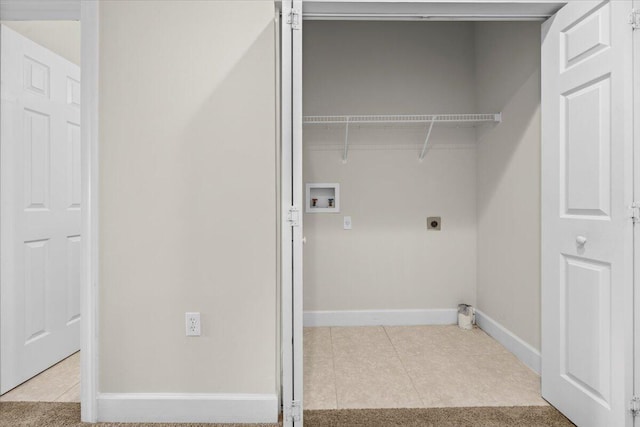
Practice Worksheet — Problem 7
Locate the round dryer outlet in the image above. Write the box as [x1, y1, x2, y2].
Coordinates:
[427, 217, 441, 230]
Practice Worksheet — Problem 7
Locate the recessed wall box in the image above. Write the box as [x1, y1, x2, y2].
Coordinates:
[306, 183, 340, 213]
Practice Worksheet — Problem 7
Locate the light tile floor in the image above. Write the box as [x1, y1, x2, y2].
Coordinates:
[0, 351, 80, 402]
[304, 325, 548, 410]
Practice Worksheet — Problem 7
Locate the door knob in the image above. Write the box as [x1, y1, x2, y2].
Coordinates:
[576, 236, 587, 246]
[302, 237, 307, 244]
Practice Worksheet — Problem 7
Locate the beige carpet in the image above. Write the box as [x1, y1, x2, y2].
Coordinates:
[304, 407, 576, 426]
[0, 402, 279, 427]
[0, 402, 575, 427]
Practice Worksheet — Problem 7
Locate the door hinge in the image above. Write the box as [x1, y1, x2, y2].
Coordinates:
[287, 9, 301, 30]
[631, 396, 640, 417]
[630, 9, 640, 29]
[287, 206, 300, 227]
[285, 400, 302, 422]
[630, 202, 640, 223]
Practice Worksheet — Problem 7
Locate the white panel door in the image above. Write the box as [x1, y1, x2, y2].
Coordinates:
[541, 2, 634, 426]
[1, 25, 81, 394]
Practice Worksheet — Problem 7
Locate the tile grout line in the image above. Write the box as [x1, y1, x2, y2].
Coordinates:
[328, 327, 340, 410]
[54, 381, 80, 402]
[50, 354, 81, 402]
[383, 326, 426, 407]
[53, 354, 82, 402]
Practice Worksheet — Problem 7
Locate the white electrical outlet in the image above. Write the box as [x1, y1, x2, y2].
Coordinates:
[343, 216, 352, 230]
[185, 312, 201, 337]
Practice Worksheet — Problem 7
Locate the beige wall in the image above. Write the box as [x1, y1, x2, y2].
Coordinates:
[303, 149, 477, 311]
[303, 21, 542, 347]
[96, 5, 540, 399]
[0, 20, 80, 65]
[475, 22, 542, 350]
[303, 22, 478, 311]
[98, 1, 278, 393]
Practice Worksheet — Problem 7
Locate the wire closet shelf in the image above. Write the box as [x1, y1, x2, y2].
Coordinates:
[303, 113, 502, 162]
[303, 113, 501, 125]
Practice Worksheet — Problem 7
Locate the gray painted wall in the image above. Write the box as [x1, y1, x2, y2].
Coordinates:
[475, 21, 542, 350]
[303, 22, 478, 311]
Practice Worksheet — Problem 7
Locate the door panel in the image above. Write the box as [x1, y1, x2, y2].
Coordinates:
[24, 110, 51, 209]
[67, 122, 81, 209]
[1, 25, 81, 394]
[66, 235, 82, 324]
[24, 239, 49, 343]
[563, 255, 611, 404]
[541, 1, 634, 426]
[560, 1, 610, 70]
[562, 74, 610, 216]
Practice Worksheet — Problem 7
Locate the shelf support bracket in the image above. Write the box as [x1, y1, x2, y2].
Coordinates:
[419, 118, 436, 161]
[342, 118, 350, 163]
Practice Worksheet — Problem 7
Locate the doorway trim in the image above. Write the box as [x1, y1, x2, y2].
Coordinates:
[300, 0, 567, 21]
[80, 2, 99, 422]
[634, 0, 640, 418]
[280, 2, 640, 427]
[0, 0, 99, 422]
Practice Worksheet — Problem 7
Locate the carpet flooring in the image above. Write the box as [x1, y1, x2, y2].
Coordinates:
[304, 407, 576, 426]
[0, 402, 576, 426]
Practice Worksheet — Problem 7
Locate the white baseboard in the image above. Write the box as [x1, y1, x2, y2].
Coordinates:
[96, 392, 278, 424]
[303, 309, 457, 327]
[475, 309, 541, 375]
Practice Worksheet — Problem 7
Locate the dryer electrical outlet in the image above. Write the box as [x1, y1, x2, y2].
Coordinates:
[427, 217, 441, 230]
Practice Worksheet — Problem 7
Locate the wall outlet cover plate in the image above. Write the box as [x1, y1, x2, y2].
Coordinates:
[185, 312, 201, 336]
[344, 216, 352, 230]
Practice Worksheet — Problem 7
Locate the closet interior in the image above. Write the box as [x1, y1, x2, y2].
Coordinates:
[302, 20, 544, 410]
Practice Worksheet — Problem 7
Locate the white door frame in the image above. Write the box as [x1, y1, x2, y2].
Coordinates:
[281, 1, 304, 425]
[280, 1, 295, 425]
[0, 0, 99, 422]
[300, 0, 568, 20]
[634, 0, 640, 422]
[79, 2, 99, 422]
[291, 2, 304, 427]
[282, 0, 636, 423]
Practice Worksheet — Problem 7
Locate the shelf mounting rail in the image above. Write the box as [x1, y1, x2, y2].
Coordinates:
[303, 113, 502, 162]
[343, 117, 350, 163]
[419, 118, 436, 161]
